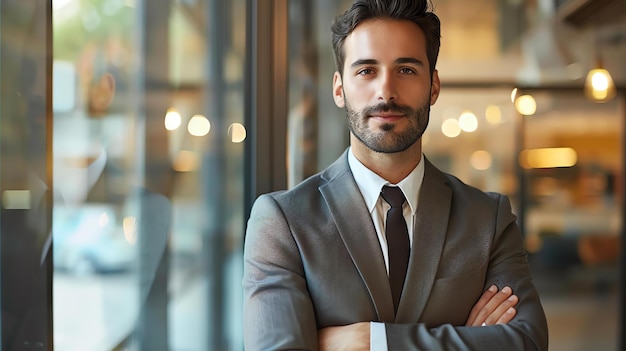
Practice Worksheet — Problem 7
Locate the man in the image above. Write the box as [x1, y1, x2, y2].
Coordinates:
[243, 0, 548, 350]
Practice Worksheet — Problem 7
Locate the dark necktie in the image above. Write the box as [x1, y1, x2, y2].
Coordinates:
[380, 186, 410, 314]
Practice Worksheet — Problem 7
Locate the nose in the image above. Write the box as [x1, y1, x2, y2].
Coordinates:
[377, 70, 397, 102]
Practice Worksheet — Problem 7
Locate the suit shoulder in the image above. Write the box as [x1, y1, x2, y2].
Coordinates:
[254, 172, 325, 208]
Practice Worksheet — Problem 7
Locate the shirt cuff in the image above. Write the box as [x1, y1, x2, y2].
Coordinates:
[370, 322, 388, 351]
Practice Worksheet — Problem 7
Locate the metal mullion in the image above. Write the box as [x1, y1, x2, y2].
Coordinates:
[617, 89, 626, 350]
[245, 0, 290, 220]
[0, 0, 53, 349]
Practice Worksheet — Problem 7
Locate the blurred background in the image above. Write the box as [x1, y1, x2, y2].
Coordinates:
[0, 0, 624, 350]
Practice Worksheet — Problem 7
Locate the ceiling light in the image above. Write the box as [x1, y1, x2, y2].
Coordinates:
[584, 67, 616, 103]
[514, 95, 537, 116]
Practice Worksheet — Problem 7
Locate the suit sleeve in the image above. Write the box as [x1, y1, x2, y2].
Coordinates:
[242, 194, 319, 351]
[385, 194, 549, 351]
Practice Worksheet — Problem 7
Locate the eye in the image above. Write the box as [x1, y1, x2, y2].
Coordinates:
[399, 67, 416, 75]
[357, 68, 374, 76]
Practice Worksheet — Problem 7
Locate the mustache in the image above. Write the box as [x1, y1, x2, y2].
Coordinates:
[363, 101, 415, 116]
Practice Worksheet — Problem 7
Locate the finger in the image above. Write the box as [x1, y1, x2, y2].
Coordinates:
[496, 306, 517, 325]
[466, 285, 498, 326]
[467, 287, 505, 326]
[472, 286, 514, 326]
[487, 294, 518, 325]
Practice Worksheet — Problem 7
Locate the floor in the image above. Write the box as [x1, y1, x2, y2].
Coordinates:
[533, 262, 620, 351]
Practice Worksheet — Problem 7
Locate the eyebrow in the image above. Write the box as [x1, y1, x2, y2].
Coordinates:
[350, 57, 425, 69]
[396, 57, 425, 66]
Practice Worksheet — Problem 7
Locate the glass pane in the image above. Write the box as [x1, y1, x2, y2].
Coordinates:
[52, 1, 246, 350]
[287, 0, 353, 185]
[52, 1, 140, 347]
[287, 0, 319, 188]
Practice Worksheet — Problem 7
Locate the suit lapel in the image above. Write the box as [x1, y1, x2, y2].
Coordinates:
[396, 159, 451, 323]
[319, 151, 395, 322]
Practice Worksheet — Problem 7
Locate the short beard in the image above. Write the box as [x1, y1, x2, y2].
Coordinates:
[345, 98, 430, 154]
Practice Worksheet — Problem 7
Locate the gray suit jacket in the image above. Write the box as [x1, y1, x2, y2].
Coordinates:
[243, 150, 548, 350]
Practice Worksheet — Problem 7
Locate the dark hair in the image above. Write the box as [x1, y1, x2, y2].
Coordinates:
[331, 0, 440, 76]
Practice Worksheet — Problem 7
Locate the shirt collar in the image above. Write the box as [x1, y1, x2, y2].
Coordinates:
[348, 147, 425, 214]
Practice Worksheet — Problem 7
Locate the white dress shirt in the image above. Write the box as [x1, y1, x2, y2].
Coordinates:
[347, 147, 425, 350]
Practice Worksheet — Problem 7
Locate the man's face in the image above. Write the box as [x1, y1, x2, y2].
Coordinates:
[333, 18, 440, 153]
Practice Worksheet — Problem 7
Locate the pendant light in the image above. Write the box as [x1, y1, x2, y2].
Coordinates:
[584, 31, 616, 103]
[584, 59, 616, 103]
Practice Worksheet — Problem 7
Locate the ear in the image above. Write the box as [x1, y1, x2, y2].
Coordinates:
[429, 69, 440, 105]
[332, 71, 345, 108]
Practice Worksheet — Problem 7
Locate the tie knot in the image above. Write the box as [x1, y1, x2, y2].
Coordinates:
[381, 186, 406, 208]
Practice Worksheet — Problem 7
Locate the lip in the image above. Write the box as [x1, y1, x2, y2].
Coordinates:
[370, 114, 405, 122]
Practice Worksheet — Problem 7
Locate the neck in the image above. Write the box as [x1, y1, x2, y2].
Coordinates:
[350, 134, 422, 184]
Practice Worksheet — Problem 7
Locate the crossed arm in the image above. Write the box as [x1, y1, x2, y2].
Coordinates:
[243, 193, 548, 350]
[319, 285, 519, 350]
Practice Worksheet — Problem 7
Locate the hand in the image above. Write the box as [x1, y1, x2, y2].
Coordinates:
[318, 322, 370, 351]
[465, 285, 518, 327]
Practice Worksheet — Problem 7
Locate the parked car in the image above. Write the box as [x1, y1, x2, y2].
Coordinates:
[53, 204, 135, 275]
